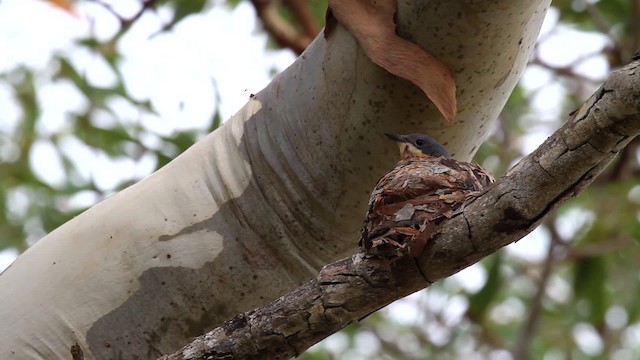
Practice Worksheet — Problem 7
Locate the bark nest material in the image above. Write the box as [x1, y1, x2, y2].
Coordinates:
[361, 156, 494, 258]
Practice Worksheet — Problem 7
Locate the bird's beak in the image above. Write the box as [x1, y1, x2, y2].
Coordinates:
[385, 132, 412, 158]
[384, 132, 404, 142]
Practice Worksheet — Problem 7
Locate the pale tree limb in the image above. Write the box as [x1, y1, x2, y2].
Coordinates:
[158, 57, 640, 360]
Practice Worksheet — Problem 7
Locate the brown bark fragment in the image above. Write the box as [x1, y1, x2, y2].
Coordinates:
[327, 0, 457, 123]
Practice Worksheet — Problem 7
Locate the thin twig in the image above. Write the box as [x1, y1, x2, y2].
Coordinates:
[282, 0, 320, 38]
[565, 236, 633, 259]
[250, 0, 313, 54]
[86, 0, 157, 29]
[513, 219, 562, 359]
[529, 53, 606, 84]
[583, 2, 625, 66]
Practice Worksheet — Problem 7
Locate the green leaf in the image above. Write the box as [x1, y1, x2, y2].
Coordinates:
[573, 256, 607, 325]
[160, 0, 208, 32]
[225, 0, 243, 9]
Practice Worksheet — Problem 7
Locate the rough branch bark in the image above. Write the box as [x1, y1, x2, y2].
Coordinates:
[159, 58, 640, 360]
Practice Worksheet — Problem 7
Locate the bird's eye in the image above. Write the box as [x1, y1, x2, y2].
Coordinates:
[415, 139, 425, 146]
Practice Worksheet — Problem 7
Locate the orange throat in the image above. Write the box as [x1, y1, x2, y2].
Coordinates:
[399, 143, 428, 158]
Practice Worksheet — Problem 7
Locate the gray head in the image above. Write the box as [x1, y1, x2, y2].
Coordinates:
[384, 132, 451, 158]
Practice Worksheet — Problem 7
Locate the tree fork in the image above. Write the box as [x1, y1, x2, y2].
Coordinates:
[158, 58, 640, 360]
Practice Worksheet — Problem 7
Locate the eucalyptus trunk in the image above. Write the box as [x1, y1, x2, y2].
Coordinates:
[0, 1, 550, 358]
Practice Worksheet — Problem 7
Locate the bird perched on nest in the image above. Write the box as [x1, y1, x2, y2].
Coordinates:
[360, 132, 494, 260]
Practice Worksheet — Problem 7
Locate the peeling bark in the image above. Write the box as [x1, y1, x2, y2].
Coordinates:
[160, 58, 640, 360]
[328, 0, 458, 122]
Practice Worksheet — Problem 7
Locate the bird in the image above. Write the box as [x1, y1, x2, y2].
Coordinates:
[360, 132, 494, 259]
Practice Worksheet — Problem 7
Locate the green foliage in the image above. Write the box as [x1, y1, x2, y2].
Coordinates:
[553, 0, 629, 29]
[573, 256, 607, 325]
[0, 1, 222, 252]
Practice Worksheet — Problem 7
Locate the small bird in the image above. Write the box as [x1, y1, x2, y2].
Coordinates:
[360, 132, 494, 259]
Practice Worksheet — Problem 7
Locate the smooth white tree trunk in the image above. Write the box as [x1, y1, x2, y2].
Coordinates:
[0, 1, 550, 358]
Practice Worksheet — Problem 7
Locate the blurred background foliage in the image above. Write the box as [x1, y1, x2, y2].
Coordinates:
[1, 0, 640, 359]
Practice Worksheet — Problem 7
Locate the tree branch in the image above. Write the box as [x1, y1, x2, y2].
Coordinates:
[513, 219, 560, 359]
[160, 58, 640, 360]
[250, 0, 314, 54]
[86, 0, 157, 29]
[282, 0, 320, 38]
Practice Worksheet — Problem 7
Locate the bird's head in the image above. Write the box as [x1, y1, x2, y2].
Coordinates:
[384, 132, 451, 159]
